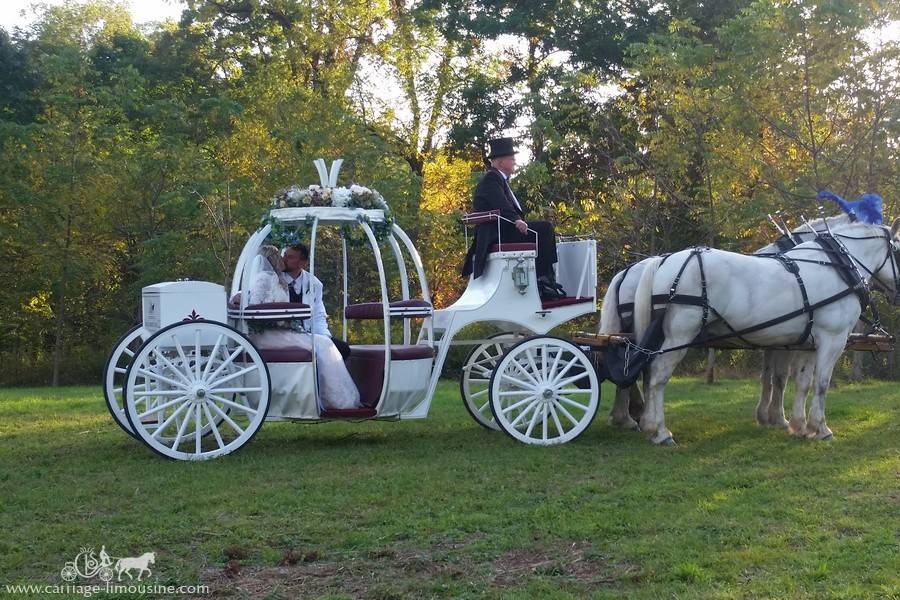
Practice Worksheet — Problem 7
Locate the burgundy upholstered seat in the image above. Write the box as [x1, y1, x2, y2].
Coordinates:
[344, 299, 433, 320]
[346, 344, 434, 407]
[246, 302, 309, 310]
[256, 346, 313, 362]
[488, 243, 537, 253]
[540, 297, 595, 310]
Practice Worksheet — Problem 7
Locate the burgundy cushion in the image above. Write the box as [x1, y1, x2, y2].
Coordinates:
[488, 243, 537, 253]
[246, 302, 310, 310]
[349, 344, 435, 360]
[540, 297, 595, 310]
[256, 346, 313, 362]
[320, 407, 378, 419]
[345, 299, 432, 320]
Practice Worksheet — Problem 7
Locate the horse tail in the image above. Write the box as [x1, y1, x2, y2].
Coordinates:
[598, 269, 626, 334]
[634, 256, 664, 339]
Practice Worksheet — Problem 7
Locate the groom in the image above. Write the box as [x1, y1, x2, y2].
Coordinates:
[282, 243, 352, 360]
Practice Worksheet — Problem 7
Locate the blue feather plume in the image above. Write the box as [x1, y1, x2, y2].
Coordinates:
[817, 190, 883, 225]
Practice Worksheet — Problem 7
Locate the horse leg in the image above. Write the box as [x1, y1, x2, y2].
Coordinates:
[628, 383, 645, 423]
[806, 341, 842, 440]
[788, 353, 815, 436]
[756, 349, 775, 426]
[767, 350, 793, 428]
[608, 385, 640, 431]
[642, 349, 688, 445]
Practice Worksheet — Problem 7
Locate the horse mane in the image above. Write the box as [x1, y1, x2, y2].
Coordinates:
[791, 213, 852, 233]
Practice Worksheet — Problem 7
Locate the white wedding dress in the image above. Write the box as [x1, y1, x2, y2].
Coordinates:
[248, 270, 361, 410]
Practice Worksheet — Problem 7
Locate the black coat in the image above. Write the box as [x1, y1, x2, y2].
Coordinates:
[461, 168, 524, 279]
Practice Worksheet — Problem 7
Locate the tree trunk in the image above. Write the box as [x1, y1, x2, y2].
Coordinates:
[51, 210, 73, 387]
[705, 348, 716, 384]
[851, 321, 865, 381]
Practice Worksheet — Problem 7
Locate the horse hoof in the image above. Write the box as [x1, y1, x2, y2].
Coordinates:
[820, 433, 833, 441]
[630, 424, 642, 433]
[654, 436, 676, 446]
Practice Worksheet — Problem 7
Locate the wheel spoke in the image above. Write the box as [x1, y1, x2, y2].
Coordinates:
[202, 334, 225, 380]
[209, 364, 259, 389]
[497, 390, 534, 396]
[114, 367, 127, 374]
[171, 403, 194, 452]
[151, 400, 191, 439]
[525, 349, 541, 384]
[202, 403, 225, 450]
[548, 347, 563, 381]
[123, 347, 135, 358]
[152, 349, 194, 386]
[471, 364, 493, 377]
[501, 373, 535, 391]
[133, 390, 189, 397]
[557, 395, 590, 412]
[551, 354, 580, 385]
[194, 329, 202, 379]
[204, 346, 242, 385]
[509, 399, 539, 427]
[524, 403, 542, 437]
[210, 387, 263, 394]
[501, 395, 537, 415]
[136, 368, 186, 390]
[208, 393, 258, 416]
[541, 346, 548, 380]
[208, 401, 245, 436]
[552, 399, 580, 426]
[549, 403, 565, 435]
[469, 388, 489, 399]
[138, 396, 188, 419]
[477, 400, 492, 414]
[195, 404, 203, 455]
[171, 334, 194, 381]
[556, 370, 589, 388]
[508, 359, 540, 387]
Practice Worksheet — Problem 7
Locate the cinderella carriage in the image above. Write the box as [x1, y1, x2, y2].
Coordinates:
[103, 160, 602, 460]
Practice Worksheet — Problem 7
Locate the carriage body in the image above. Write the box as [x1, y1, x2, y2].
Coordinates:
[103, 162, 606, 460]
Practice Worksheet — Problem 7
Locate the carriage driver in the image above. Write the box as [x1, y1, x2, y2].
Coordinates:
[461, 137, 566, 299]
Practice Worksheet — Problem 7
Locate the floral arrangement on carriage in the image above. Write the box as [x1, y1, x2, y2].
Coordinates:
[265, 175, 395, 246]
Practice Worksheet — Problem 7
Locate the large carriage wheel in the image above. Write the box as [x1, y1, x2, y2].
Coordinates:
[489, 336, 599, 446]
[124, 320, 270, 460]
[460, 332, 525, 430]
[103, 325, 146, 437]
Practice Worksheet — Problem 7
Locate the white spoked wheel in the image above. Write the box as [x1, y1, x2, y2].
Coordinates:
[104, 325, 146, 437]
[489, 336, 599, 446]
[460, 333, 525, 430]
[123, 320, 270, 460]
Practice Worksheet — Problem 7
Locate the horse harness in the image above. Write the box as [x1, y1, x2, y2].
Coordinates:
[642, 231, 897, 353]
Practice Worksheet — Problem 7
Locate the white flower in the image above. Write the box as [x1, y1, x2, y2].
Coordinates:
[349, 184, 368, 195]
[286, 185, 304, 201]
[331, 187, 352, 207]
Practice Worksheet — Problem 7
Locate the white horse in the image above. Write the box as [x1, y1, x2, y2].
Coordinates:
[116, 552, 155, 581]
[632, 218, 900, 444]
[599, 214, 854, 432]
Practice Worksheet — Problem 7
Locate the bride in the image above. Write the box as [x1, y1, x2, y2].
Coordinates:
[247, 245, 361, 410]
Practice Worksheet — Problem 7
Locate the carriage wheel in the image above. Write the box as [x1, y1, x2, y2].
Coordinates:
[124, 320, 270, 460]
[103, 325, 146, 437]
[489, 336, 599, 446]
[460, 333, 525, 430]
[60, 564, 77, 582]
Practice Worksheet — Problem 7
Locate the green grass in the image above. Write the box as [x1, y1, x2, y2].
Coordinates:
[1, 379, 899, 599]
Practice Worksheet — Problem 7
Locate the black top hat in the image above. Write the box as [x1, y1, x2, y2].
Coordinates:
[486, 137, 516, 159]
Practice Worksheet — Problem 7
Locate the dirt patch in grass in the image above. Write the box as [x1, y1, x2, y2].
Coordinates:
[491, 540, 638, 589]
[199, 539, 638, 598]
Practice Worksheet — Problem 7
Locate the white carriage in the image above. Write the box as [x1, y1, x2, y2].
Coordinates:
[103, 161, 601, 460]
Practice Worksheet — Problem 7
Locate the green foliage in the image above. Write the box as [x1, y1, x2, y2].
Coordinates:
[2, 0, 899, 383]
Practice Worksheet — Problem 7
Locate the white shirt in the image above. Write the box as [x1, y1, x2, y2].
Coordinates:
[499, 170, 523, 212]
[282, 270, 331, 337]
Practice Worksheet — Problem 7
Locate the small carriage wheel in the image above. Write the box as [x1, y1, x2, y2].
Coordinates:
[489, 336, 600, 446]
[459, 332, 525, 430]
[98, 566, 114, 582]
[124, 320, 270, 461]
[103, 325, 146, 437]
[60, 564, 78, 582]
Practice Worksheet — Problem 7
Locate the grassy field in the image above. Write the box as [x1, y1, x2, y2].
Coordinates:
[1, 378, 899, 599]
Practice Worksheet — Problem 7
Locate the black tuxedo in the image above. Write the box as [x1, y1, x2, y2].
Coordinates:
[461, 168, 558, 279]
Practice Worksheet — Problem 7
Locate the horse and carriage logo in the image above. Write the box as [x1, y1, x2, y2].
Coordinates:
[60, 545, 155, 582]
